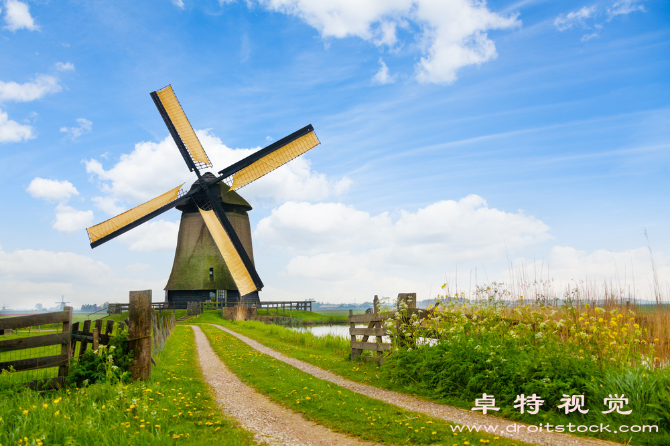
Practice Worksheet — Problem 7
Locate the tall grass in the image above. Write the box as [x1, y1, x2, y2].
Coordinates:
[381, 284, 670, 444]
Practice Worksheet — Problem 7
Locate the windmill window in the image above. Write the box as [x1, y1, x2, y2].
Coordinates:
[209, 267, 213, 278]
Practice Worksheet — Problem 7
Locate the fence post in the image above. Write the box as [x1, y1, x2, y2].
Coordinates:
[129, 290, 152, 380]
[58, 306, 73, 381]
[92, 328, 99, 352]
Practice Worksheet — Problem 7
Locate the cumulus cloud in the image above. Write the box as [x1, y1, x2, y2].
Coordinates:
[117, 220, 180, 252]
[554, 5, 596, 31]
[372, 58, 395, 84]
[27, 177, 79, 202]
[2, 0, 39, 32]
[608, 0, 645, 19]
[85, 129, 351, 206]
[91, 196, 125, 215]
[27, 177, 94, 235]
[52, 204, 94, 234]
[0, 107, 33, 142]
[0, 245, 165, 308]
[54, 62, 75, 72]
[60, 118, 92, 140]
[0, 74, 61, 103]
[512, 246, 670, 300]
[243, 0, 519, 84]
[256, 195, 552, 282]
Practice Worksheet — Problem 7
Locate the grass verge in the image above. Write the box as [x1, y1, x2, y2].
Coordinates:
[0, 325, 253, 446]
[200, 323, 529, 446]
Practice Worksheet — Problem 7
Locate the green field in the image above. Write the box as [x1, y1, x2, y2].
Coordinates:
[0, 325, 254, 445]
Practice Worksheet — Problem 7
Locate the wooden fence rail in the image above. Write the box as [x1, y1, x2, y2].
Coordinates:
[0, 306, 73, 389]
[349, 299, 429, 365]
[0, 290, 158, 389]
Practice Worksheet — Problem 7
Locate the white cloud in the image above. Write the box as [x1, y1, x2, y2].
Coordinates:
[256, 195, 552, 283]
[608, 0, 645, 19]
[0, 107, 33, 142]
[250, 0, 519, 84]
[54, 62, 75, 72]
[372, 58, 395, 84]
[0, 74, 61, 102]
[52, 204, 94, 234]
[85, 129, 350, 206]
[117, 220, 180, 252]
[172, 0, 185, 9]
[60, 118, 92, 140]
[3, 0, 39, 32]
[0, 245, 165, 308]
[554, 5, 596, 31]
[27, 177, 79, 202]
[513, 246, 670, 301]
[581, 32, 599, 42]
[91, 196, 125, 215]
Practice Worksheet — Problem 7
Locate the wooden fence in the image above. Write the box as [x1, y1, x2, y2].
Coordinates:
[0, 307, 73, 389]
[349, 299, 429, 365]
[1, 290, 163, 388]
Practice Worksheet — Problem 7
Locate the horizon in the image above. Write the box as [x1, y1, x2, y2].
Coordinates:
[1, 0, 669, 308]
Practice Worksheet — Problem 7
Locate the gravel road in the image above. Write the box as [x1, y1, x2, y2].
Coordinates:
[210, 323, 625, 446]
[190, 325, 373, 446]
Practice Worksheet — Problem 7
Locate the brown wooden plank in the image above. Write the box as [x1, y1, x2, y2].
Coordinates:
[348, 312, 392, 323]
[0, 354, 69, 372]
[94, 319, 103, 335]
[350, 341, 391, 351]
[79, 320, 92, 357]
[0, 332, 70, 352]
[69, 322, 79, 357]
[26, 377, 65, 390]
[59, 307, 72, 379]
[0, 310, 71, 330]
[358, 355, 384, 365]
[117, 322, 125, 332]
[349, 328, 388, 336]
[105, 319, 114, 335]
[92, 328, 98, 352]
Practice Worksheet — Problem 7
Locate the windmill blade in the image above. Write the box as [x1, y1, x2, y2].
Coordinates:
[151, 85, 212, 172]
[198, 188, 263, 297]
[87, 185, 188, 248]
[218, 124, 320, 191]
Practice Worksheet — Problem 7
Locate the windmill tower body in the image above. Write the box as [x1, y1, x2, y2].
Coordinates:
[164, 175, 259, 308]
[85, 85, 320, 308]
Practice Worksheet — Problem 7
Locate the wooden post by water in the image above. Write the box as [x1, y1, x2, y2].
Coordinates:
[129, 290, 152, 380]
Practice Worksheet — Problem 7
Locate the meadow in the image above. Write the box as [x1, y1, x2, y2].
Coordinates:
[0, 325, 253, 445]
[183, 289, 670, 445]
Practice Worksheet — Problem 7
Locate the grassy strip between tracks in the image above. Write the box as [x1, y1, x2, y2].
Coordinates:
[184, 312, 392, 389]
[0, 325, 253, 446]
[200, 323, 530, 446]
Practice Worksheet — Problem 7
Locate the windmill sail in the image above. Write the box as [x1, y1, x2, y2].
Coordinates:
[198, 206, 262, 296]
[151, 85, 212, 170]
[219, 124, 320, 191]
[87, 185, 185, 247]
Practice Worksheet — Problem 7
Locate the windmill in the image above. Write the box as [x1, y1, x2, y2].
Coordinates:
[55, 296, 70, 310]
[86, 85, 320, 306]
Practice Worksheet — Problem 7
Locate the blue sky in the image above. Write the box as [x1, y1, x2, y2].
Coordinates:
[0, 0, 668, 308]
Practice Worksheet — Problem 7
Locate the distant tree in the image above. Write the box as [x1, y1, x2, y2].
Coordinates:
[35, 303, 43, 310]
[81, 304, 100, 312]
[102, 301, 109, 310]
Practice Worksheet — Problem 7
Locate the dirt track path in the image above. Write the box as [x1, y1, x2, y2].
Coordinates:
[189, 325, 372, 446]
[210, 323, 623, 446]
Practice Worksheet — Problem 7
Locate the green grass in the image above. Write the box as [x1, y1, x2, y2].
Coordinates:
[254, 308, 349, 323]
[200, 323, 528, 445]
[0, 325, 254, 446]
